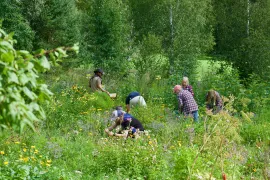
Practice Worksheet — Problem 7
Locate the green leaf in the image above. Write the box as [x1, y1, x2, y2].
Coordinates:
[39, 56, 50, 70]
[7, 71, 19, 84]
[22, 87, 36, 100]
[0, 40, 13, 50]
[1, 52, 14, 62]
[19, 73, 29, 85]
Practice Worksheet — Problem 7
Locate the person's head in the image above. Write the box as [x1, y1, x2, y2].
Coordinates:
[173, 85, 182, 94]
[110, 109, 124, 121]
[94, 68, 104, 77]
[182, 77, 189, 87]
[206, 90, 216, 105]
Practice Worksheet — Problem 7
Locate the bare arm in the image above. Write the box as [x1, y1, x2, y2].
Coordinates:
[97, 79, 110, 95]
[126, 104, 130, 113]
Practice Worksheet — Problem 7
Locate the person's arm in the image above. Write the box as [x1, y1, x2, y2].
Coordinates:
[178, 95, 183, 114]
[126, 104, 130, 113]
[97, 78, 110, 95]
[105, 119, 119, 136]
[189, 85, 194, 96]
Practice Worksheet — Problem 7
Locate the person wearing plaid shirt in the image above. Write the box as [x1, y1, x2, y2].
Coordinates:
[174, 85, 199, 122]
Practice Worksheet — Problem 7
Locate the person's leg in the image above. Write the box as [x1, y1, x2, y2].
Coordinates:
[192, 111, 199, 123]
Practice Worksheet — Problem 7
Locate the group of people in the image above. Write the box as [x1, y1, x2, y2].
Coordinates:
[173, 77, 223, 122]
[89, 68, 223, 138]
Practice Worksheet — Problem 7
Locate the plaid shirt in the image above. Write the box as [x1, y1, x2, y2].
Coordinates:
[183, 85, 194, 96]
[177, 90, 198, 115]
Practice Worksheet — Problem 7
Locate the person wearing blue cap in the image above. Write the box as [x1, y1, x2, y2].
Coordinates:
[89, 68, 110, 95]
[105, 109, 144, 138]
[125, 91, 147, 113]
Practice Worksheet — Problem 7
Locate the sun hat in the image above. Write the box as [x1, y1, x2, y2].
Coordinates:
[173, 85, 181, 93]
[94, 68, 104, 75]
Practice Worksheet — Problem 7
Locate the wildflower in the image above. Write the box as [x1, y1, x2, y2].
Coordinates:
[79, 129, 82, 131]
[0, 151, 4, 155]
[34, 150, 39, 154]
[22, 143, 26, 146]
[31, 146, 35, 149]
[46, 163, 51, 167]
[97, 108, 102, 111]
[15, 141, 20, 144]
[147, 135, 150, 139]
[23, 148, 27, 152]
[47, 159, 52, 163]
[148, 141, 153, 145]
[4, 161, 8, 165]
[39, 155, 42, 158]
[178, 141, 182, 147]
[23, 157, 29, 162]
[88, 133, 93, 136]
[253, 168, 256, 172]
[40, 161, 44, 165]
[170, 145, 175, 150]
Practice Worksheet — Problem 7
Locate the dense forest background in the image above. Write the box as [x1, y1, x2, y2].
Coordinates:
[1, 0, 270, 179]
[1, 0, 270, 80]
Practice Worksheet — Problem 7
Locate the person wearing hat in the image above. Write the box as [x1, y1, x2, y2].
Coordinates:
[105, 109, 144, 138]
[125, 91, 147, 113]
[173, 85, 199, 122]
[89, 68, 110, 95]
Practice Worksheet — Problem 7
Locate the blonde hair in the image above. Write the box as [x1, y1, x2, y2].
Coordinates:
[182, 77, 189, 85]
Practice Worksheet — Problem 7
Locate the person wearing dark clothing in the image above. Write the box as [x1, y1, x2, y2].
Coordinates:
[105, 110, 144, 138]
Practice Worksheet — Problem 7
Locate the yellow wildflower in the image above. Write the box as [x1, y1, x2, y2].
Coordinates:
[88, 132, 93, 136]
[31, 146, 35, 149]
[22, 143, 26, 146]
[47, 159, 52, 163]
[178, 141, 182, 147]
[46, 163, 51, 167]
[4, 161, 8, 165]
[170, 145, 175, 150]
[39, 155, 43, 158]
[40, 161, 44, 165]
[0, 151, 4, 155]
[23, 148, 27, 152]
[23, 157, 29, 162]
[97, 108, 102, 111]
[34, 150, 39, 154]
[15, 141, 20, 144]
[253, 168, 257, 172]
[79, 129, 82, 131]
[148, 141, 153, 145]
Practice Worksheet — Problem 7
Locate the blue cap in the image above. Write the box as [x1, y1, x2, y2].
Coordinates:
[123, 114, 133, 121]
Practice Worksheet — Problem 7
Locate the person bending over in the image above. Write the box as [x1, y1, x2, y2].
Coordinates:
[206, 90, 223, 114]
[173, 85, 199, 122]
[125, 91, 147, 113]
[105, 110, 144, 138]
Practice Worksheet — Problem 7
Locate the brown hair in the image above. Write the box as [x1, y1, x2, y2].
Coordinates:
[206, 90, 216, 106]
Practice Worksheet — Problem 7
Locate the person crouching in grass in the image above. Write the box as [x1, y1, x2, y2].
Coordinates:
[105, 109, 144, 139]
[206, 90, 223, 114]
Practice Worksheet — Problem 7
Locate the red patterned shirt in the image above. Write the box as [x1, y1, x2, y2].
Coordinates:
[177, 90, 198, 115]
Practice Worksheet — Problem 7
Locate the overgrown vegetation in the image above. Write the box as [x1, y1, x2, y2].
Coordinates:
[1, 0, 270, 179]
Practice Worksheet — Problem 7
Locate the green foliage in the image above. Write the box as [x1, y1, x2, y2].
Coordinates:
[0, 0, 34, 50]
[0, 28, 78, 133]
[21, 0, 81, 50]
[80, 0, 132, 73]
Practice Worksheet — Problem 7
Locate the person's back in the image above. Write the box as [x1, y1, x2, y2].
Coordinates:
[90, 75, 102, 92]
[178, 90, 198, 115]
